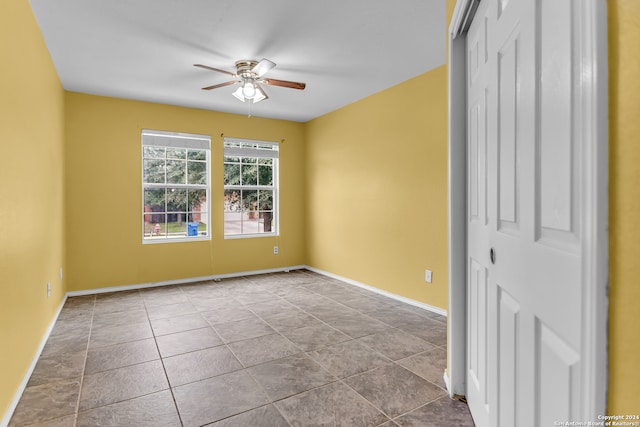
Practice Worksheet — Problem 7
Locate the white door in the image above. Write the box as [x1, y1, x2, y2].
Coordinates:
[465, 0, 492, 424]
[467, 0, 586, 425]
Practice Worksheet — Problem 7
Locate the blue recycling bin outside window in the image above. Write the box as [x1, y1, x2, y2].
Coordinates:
[188, 222, 199, 236]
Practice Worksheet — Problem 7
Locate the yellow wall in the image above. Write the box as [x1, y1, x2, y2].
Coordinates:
[64, 93, 306, 291]
[607, 0, 640, 414]
[0, 0, 66, 419]
[305, 67, 449, 310]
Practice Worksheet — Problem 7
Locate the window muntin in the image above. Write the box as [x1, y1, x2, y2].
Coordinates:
[142, 130, 211, 242]
[223, 138, 278, 237]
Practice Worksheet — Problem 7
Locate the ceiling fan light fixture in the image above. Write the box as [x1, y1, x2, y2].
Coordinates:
[232, 86, 246, 102]
[252, 87, 266, 103]
[241, 80, 256, 99]
[232, 84, 266, 104]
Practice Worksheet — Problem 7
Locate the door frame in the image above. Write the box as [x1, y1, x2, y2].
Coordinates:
[445, 0, 609, 419]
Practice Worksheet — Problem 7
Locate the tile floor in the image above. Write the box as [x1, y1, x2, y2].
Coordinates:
[9, 270, 475, 427]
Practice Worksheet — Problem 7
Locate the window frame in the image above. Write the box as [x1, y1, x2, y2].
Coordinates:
[141, 129, 211, 244]
[223, 137, 279, 239]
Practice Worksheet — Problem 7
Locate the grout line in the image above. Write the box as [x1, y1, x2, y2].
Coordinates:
[222, 342, 249, 370]
[337, 377, 395, 423]
[270, 402, 295, 427]
[203, 402, 294, 427]
[145, 289, 185, 427]
[387, 394, 454, 424]
[72, 294, 97, 427]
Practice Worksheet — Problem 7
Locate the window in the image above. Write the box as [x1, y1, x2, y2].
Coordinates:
[142, 130, 210, 242]
[224, 137, 279, 237]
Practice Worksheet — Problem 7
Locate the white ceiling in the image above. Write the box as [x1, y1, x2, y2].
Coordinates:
[29, 0, 446, 123]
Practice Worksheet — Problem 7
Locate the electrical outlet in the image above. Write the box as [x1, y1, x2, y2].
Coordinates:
[424, 270, 433, 283]
[273, 246, 279, 255]
[47, 282, 51, 297]
[60, 267, 63, 280]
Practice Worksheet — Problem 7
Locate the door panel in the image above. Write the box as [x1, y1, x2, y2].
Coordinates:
[497, 286, 519, 427]
[497, 33, 519, 230]
[537, 0, 580, 250]
[538, 320, 580, 426]
[466, 0, 585, 425]
[469, 93, 488, 225]
[468, 259, 488, 400]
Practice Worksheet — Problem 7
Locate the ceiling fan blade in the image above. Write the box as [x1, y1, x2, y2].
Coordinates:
[252, 58, 276, 77]
[262, 78, 306, 90]
[194, 64, 236, 77]
[202, 80, 238, 90]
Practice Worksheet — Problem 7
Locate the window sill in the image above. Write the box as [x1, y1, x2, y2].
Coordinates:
[143, 235, 211, 244]
[223, 233, 278, 240]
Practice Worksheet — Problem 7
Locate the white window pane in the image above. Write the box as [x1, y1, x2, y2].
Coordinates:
[166, 160, 186, 184]
[257, 164, 273, 186]
[241, 164, 258, 185]
[224, 163, 240, 185]
[187, 161, 206, 185]
[224, 190, 242, 212]
[144, 146, 165, 159]
[188, 189, 207, 212]
[224, 221, 243, 235]
[144, 214, 166, 238]
[166, 188, 187, 212]
[188, 149, 206, 160]
[144, 188, 165, 210]
[167, 215, 187, 237]
[166, 147, 186, 159]
[242, 189, 258, 213]
[144, 159, 165, 184]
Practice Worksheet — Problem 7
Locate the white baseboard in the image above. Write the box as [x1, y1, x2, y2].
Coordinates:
[304, 266, 447, 317]
[1, 295, 68, 427]
[443, 369, 453, 398]
[66, 265, 307, 297]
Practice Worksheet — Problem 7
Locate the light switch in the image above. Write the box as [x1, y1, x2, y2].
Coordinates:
[425, 270, 433, 283]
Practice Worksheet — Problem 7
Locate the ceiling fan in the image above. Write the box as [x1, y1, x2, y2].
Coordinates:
[194, 59, 306, 104]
